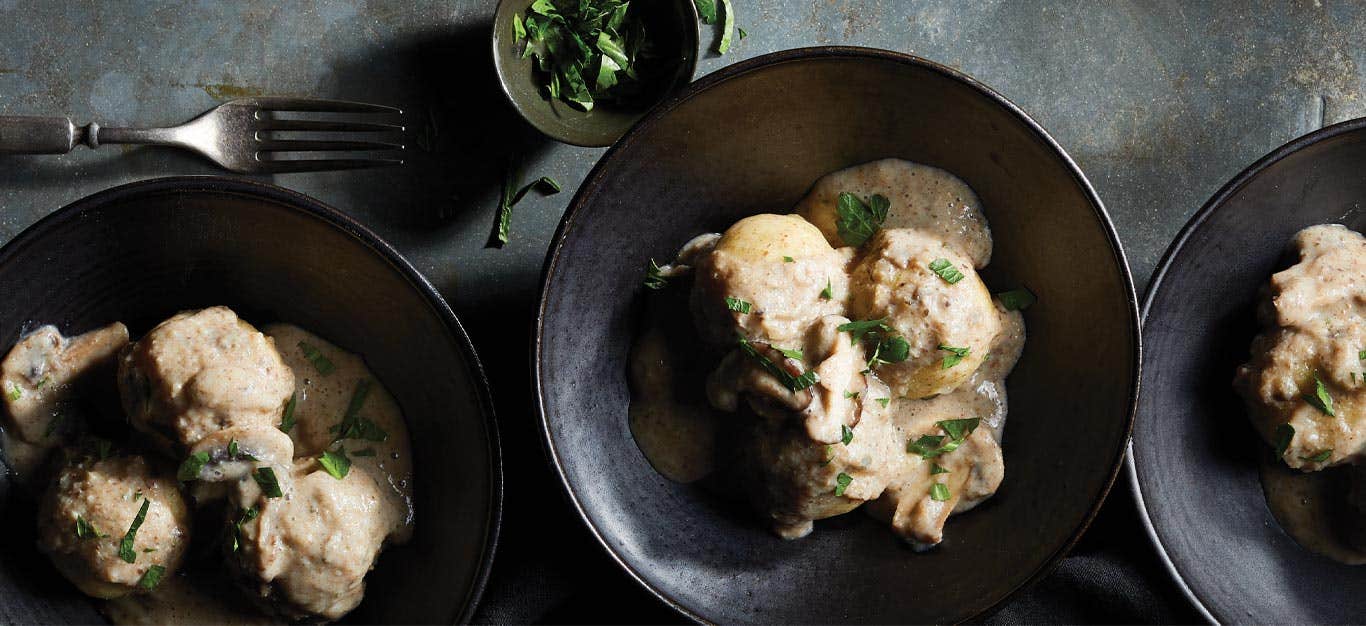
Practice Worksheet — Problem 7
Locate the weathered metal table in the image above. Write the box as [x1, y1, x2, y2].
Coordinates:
[2, 0, 1360, 621]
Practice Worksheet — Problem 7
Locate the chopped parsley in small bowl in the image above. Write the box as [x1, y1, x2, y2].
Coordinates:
[492, 0, 700, 147]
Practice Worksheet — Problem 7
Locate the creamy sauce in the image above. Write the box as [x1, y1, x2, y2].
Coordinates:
[629, 160, 1026, 546]
[265, 323, 415, 537]
[103, 573, 273, 625]
[1260, 457, 1366, 564]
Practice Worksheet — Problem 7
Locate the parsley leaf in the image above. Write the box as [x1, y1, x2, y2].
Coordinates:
[930, 463, 949, 475]
[737, 337, 819, 392]
[495, 162, 562, 246]
[177, 451, 210, 482]
[1305, 374, 1335, 417]
[841, 424, 854, 446]
[930, 483, 951, 501]
[319, 448, 351, 480]
[298, 341, 335, 375]
[836, 318, 892, 344]
[331, 380, 389, 443]
[76, 515, 103, 540]
[835, 192, 890, 247]
[820, 278, 833, 300]
[906, 418, 981, 459]
[929, 258, 965, 284]
[725, 296, 753, 313]
[5, 384, 20, 402]
[231, 506, 259, 552]
[875, 397, 890, 408]
[834, 472, 853, 497]
[1302, 449, 1333, 463]
[253, 467, 283, 498]
[997, 288, 1037, 311]
[279, 392, 298, 434]
[119, 498, 150, 563]
[939, 344, 970, 369]
[519, 0, 655, 111]
[695, 0, 717, 23]
[644, 259, 668, 290]
[783, 255, 794, 263]
[137, 565, 166, 590]
[1273, 423, 1294, 457]
[843, 390, 860, 399]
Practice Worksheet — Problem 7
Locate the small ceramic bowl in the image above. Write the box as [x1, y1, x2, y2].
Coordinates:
[491, 0, 700, 147]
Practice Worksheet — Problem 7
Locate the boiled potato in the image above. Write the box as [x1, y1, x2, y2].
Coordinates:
[690, 214, 848, 347]
[795, 158, 992, 267]
[848, 229, 1000, 398]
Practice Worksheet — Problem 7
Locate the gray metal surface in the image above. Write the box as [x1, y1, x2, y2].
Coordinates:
[1, 0, 1362, 622]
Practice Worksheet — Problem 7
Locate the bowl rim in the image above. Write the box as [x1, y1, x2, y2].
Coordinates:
[533, 46, 1142, 623]
[1128, 116, 1366, 626]
[489, 0, 702, 148]
[0, 175, 504, 625]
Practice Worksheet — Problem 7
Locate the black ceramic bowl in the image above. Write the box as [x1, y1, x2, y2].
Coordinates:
[1133, 119, 1366, 623]
[535, 47, 1140, 623]
[0, 177, 501, 624]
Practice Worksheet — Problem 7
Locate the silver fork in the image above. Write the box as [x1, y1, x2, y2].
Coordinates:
[0, 97, 405, 173]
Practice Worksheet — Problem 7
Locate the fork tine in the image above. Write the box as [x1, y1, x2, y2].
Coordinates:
[255, 157, 405, 173]
[256, 139, 405, 152]
[258, 119, 406, 133]
[238, 97, 402, 114]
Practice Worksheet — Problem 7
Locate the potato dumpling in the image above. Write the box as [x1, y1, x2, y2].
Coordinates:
[37, 455, 191, 599]
[1235, 225, 1366, 470]
[690, 214, 848, 347]
[848, 229, 1000, 399]
[795, 158, 992, 267]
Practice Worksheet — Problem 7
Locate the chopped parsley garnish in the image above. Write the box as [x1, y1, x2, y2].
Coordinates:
[739, 26, 748, 39]
[1305, 375, 1335, 417]
[783, 255, 794, 263]
[644, 259, 668, 290]
[231, 506, 260, 552]
[929, 258, 965, 284]
[279, 392, 298, 434]
[516, 0, 655, 111]
[929, 483, 951, 502]
[843, 390, 860, 399]
[867, 335, 910, 369]
[1273, 423, 1295, 457]
[841, 424, 854, 446]
[930, 464, 949, 475]
[253, 467, 283, 498]
[821, 444, 835, 466]
[352, 448, 378, 457]
[228, 439, 239, 457]
[1360, 349, 1365, 361]
[939, 345, 970, 369]
[5, 384, 19, 402]
[736, 337, 819, 392]
[75, 515, 103, 540]
[118, 498, 150, 563]
[907, 418, 981, 459]
[298, 341, 335, 376]
[330, 380, 389, 443]
[137, 565, 165, 590]
[997, 288, 1037, 311]
[835, 192, 890, 247]
[834, 472, 853, 497]
[319, 448, 351, 480]
[35, 377, 49, 389]
[724, 296, 753, 313]
[495, 164, 562, 246]
[838, 318, 908, 369]
[177, 451, 210, 482]
[875, 397, 890, 408]
[1302, 449, 1333, 463]
[776, 347, 804, 360]
[716, 0, 736, 54]
[695, 0, 716, 22]
[820, 278, 833, 300]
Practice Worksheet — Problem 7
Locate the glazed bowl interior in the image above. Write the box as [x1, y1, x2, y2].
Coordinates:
[536, 48, 1139, 623]
[1133, 120, 1366, 623]
[0, 178, 499, 624]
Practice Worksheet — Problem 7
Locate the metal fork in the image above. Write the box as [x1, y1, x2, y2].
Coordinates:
[0, 97, 405, 173]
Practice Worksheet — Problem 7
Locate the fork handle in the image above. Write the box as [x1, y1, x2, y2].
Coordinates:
[0, 115, 84, 154]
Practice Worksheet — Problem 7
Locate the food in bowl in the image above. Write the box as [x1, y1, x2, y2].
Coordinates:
[1, 306, 413, 623]
[630, 158, 1031, 547]
[1235, 224, 1366, 563]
